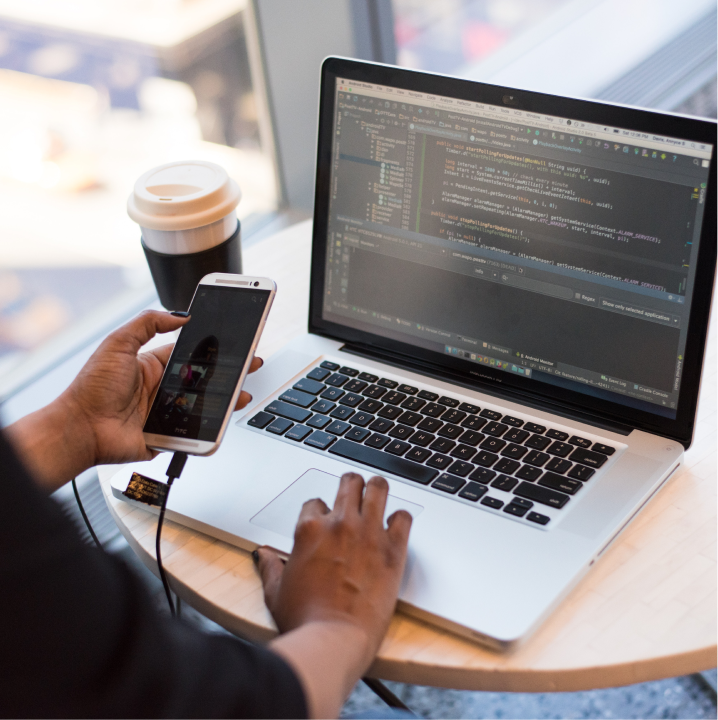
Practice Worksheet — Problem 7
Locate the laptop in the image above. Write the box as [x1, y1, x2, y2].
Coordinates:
[111, 58, 716, 650]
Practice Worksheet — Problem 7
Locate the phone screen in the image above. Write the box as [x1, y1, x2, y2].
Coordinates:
[144, 285, 270, 442]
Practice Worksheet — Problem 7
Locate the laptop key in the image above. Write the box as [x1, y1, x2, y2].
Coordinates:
[418, 417, 442, 433]
[386, 440, 411, 456]
[547, 441, 574, 458]
[389, 425, 414, 441]
[525, 434, 551, 450]
[307, 414, 331, 429]
[339, 366, 359, 377]
[469, 467, 496, 483]
[492, 475, 519, 492]
[378, 405, 403, 420]
[369, 418, 394, 434]
[365, 433, 390, 449]
[358, 399, 383, 414]
[494, 458, 520, 474]
[504, 428, 529, 444]
[358, 372, 378, 383]
[458, 482, 488, 502]
[248, 411, 274, 429]
[363, 385, 387, 399]
[569, 435, 591, 448]
[437, 396, 459, 407]
[429, 437, 456, 453]
[321, 387, 344, 401]
[448, 461, 474, 478]
[279, 388, 316, 408]
[450, 444, 477, 461]
[474, 451, 499, 467]
[406, 446, 432, 463]
[480, 409, 502, 421]
[409, 431, 434, 447]
[592, 443, 615, 456]
[504, 499, 532, 517]
[326, 420, 351, 436]
[346, 426, 371, 443]
[325, 373, 349, 387]
[397, 411, 422, 426]
[338, 393, 363, 408]
[458, 402, 480, 414]
[502, 416, 524, 427]
[481, 497, 504, 509]
[432, 474, 465, 493]
[329, 439, 438, 485]
[516, 464, 542, 481]
[426, 453, 452, 470]
[539, 472, 582, 495]
[526, 511, 550, 526]
[265, 400, 312, 423]
[350, 411, 374, 427]
[304, 430, 337, 450]
[524, 450, 550, 467]
[320, 360, 339, 370]
[397, 384, 418, 395]
[344, 379, 367, 393]
[377, 378, 398, 388]
[441, 409, 466, 424]
[461, 415, 488, 431]
[514, 481, 569, 509]
[524, 423, 547, 434]
[307, 367, 331, 381]
[401, 396, 426, 411]
[417, 390, 439, 401]
[545, 457, 572, 474]
[568, 464, 595, 481]
[458, 430, 484, 446]
[484, 421, 508, 437]
[311, 399, 336, 414]
[293, 378, 325, 395]
[546, 429, 569, 441]
[421, 402, 446, 418]
[437, 423, 463, 439]
[570, 448, 608, 468]
[480, 437, 506, 453]
[330, 406, 355, 421]
[285, 424, 312, 442]
[501, 443, 528, 460]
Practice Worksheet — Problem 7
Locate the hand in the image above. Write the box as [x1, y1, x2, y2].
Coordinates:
[257, 473, 412, 717]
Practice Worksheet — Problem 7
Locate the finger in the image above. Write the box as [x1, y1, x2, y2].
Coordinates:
[296, 497, 330, 527]
[146, 342, 175, 368]
[332, 472, 365, 517]
[255, 547, 285, 608]
[107, 310, 189, 355]
[386, 509, 413, 548]
[361, 475, 389, 526]
[248, 356, 264, 374]
[234, 390, 253, 411]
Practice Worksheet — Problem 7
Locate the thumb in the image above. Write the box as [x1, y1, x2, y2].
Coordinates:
[254, 547, 285, 610]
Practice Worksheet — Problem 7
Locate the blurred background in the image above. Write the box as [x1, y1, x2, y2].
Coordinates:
[0, 0, 715, 392]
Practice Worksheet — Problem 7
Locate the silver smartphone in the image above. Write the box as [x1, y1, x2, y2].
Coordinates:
[143, 273, 276, 456]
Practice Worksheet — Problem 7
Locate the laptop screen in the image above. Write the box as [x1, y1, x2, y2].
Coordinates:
[319, 75, 714, 420]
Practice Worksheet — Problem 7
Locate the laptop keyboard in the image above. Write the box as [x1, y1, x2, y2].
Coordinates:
[246, 360, 618, 528]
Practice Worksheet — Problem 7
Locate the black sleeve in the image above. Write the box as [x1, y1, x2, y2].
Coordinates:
[0, 433, 308, 719]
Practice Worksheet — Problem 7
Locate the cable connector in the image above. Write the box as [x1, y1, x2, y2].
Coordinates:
[166, 451, 188, 481]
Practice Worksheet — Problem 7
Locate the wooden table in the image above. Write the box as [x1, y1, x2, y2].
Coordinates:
[99, 219, 717, 692]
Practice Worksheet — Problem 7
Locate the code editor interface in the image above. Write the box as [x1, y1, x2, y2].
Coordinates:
[322, 79, 712, 416]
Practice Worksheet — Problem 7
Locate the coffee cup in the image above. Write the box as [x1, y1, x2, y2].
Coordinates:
[127, 160, 242, 310]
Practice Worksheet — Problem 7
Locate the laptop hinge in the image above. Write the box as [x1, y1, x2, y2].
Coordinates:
[340, 342, 634, 437]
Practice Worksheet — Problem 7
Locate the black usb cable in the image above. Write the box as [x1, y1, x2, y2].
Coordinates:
[72, 477, 102, 549]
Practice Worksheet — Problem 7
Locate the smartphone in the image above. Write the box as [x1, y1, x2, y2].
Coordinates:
[143, 273, 276, 456]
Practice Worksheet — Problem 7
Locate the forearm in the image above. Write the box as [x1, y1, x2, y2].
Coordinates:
[5, 393, 95, 493]
[269, 620, 373, 719]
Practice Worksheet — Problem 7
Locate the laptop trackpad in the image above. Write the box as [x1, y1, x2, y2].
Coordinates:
[250, 468, 424, 539]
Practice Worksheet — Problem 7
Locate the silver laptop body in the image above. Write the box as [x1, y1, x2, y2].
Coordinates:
[111, 59, 716, 650]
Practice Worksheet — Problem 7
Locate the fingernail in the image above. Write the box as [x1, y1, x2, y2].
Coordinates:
[251, 549, 260, 565]
[170, 311, 190, 317]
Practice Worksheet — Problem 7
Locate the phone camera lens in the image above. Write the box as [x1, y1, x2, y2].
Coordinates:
[253, 281, 259, 287]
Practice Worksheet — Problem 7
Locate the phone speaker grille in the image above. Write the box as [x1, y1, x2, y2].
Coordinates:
[216, 278, 249, 285]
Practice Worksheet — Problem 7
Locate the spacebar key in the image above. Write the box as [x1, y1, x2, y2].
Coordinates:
[329, 439, 438, 485]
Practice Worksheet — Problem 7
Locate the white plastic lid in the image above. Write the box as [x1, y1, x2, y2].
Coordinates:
[127, 160, 241, 231]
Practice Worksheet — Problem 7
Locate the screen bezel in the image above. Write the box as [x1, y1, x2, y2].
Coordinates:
[144, 274, 275, 456]
[309, 57, 717, 448]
